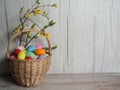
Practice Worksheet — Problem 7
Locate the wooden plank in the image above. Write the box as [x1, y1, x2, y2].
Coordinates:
[47, 0, 69, 73]
[5, 0, 23, 36]
[68, 0, 96, 73]
[98, 0, 120, 72]
[94, 0, 113, 72]
[58, 0, 70, 73]
[5, 0, 23, 51]
[0, 0, 9, 75]
[68, 0, 120, 73]
[107, 0, 120, 72]
[1, 74, 120, 90]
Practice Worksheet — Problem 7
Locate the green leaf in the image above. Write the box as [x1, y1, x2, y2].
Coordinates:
[28, 36, 31, 38]
[35, 0, 40, 5]
[52, 45, 58, 50]
[43, 11, 48, 16]
[49, 20, 56, 26]
[41, 29, 45, 31]
[31, 23, 36, 29]
[42, 11, 49, 20]
[43, 25, 49, 29]
[35, 6, 39, 9]
[43, 45, 58, 51]
[34, 36, 38, 39]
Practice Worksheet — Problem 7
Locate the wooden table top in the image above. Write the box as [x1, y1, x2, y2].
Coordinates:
[0, 73, 120, 90]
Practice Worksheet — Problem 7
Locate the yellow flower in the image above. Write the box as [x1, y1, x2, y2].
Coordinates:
[13, 28, 19, 33]
[13, 24, 21, 33]
[45, 33, 50, 38]
[38, 31, 43, 35]
[25, 31, 30, 35]
[25, 13, 30, 18]
[34, 7, 42, 16]
[52, 3, 58, 8]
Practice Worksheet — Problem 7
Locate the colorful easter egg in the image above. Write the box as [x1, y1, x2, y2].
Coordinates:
[17, 46, 25, 50]
[14, 49, 21, 55]
[27, 45, 36, 52]
[17, 51, 26, 60]
[34, 49, 45, 55]
[37, 54, 48, 59]
[35, 44, 42, 49]
[25, 57, 32, 60]
[10, 55, 16, 60]
[26, 52, 35, 59]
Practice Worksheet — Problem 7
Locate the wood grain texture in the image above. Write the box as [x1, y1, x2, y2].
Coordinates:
[5, 0, 23, 52]
[68, 0, 120, 73]
[0, 0, 120, 74]
[1, 74, 120, 90]
[103, 0, 120, 72]
[69, 0, 95, 73]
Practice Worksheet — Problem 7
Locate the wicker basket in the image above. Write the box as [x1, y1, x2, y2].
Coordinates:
[6, 29, 52, 87]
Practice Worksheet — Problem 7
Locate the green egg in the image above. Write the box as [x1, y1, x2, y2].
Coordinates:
[26, 52, 35, 59]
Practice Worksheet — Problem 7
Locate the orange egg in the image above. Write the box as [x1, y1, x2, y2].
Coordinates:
[34, 49, 45, 55]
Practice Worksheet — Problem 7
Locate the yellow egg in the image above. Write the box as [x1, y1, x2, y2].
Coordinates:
[17, 51, 26, 60]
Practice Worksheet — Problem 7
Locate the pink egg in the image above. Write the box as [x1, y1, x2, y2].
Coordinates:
[35, 44, 42, 49]
[10, 55, 16, 60]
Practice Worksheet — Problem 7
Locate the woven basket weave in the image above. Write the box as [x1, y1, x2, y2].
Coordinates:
[7, 29, 52, 87]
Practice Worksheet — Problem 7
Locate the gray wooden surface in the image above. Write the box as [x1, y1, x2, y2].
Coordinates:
[1, 0, 120, 74]
[1, 74, 120, 90]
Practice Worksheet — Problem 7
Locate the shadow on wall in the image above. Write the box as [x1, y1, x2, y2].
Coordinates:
[0, 26, 21, 76]
[0, 29, 10, 75]
[0, 57, 10, 75]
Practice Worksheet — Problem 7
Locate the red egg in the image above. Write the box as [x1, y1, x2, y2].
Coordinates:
[14, 49, 21, 55]
[26, 57, 32, 60]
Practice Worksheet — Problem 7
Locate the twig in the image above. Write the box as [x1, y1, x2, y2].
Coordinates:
[27, 18, 41, 30]
[19, 3, 37, 46]
[21, 3, 36, 19]
[18, 3, 56, 46]
[40, 5, 51, 7]
[19, 18, 27, 46]
[24, 18, 42, 45]
[24, 31, 40, 47]
[24, 26, 46, 47]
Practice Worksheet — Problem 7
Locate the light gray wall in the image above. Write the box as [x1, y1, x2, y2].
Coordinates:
[0, 0, 120, 75]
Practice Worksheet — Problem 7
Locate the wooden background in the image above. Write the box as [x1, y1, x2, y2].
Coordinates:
[0, 0, 120, 75]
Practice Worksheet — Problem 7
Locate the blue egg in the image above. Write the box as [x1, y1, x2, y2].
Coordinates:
[27, 45, 36, 52]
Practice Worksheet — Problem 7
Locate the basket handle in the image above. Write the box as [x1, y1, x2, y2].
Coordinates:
[7, 29, 52, 59]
